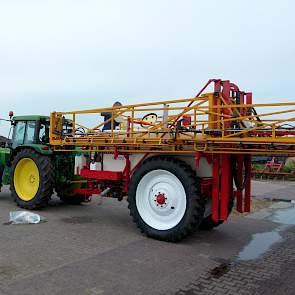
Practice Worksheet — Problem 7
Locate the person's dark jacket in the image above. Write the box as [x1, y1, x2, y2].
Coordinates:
[101, 112, 120, 131]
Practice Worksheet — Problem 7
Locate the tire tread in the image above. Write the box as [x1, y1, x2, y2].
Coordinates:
[11, 149, 54, 209]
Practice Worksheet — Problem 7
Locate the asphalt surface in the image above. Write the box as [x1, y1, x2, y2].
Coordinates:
[252, 179, 295, 201]
[0, 181, 294, 295]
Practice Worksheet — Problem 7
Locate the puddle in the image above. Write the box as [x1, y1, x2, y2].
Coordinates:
[268, 204, 295, 225]
[238, 202, 295, 261]
[237, 228, 283, 261]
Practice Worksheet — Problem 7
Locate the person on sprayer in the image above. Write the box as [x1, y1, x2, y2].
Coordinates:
[101, 101, 122, 131]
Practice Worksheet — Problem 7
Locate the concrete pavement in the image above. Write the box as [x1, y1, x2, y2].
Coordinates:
[252, 180, 295, 201]
[0, 181, 294, 295]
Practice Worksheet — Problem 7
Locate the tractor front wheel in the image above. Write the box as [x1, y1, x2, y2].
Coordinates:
[11, 149, 54, 209]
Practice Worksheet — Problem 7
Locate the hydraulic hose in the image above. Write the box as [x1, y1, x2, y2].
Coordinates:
[251, 107, 262, 122]
[231, 154, 251, 191]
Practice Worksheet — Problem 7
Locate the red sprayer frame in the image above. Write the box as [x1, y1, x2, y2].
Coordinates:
[73, 79, 255, 223]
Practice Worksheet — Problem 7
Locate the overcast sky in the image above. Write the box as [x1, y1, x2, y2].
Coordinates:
[0, 0, 294, 135]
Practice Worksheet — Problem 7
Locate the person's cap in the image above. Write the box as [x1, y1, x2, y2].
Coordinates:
[113, 101, 122, 107]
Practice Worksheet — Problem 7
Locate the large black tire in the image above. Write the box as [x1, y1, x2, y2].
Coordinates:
[127, 156, 205, 242]
[199, 198, 235, 230]
[11, 149, 54, 209]
[57, 190, 86, 205]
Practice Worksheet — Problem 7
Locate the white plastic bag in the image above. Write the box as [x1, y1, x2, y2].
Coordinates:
[9, 211, 44, 224]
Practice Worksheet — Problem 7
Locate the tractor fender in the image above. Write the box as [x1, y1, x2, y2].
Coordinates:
[11, 144, 53, 159]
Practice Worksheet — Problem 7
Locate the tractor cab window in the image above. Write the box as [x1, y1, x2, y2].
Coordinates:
[24, 121, 36, 144]
[39, 120, 50, 144]
[12, 121, 26, 148]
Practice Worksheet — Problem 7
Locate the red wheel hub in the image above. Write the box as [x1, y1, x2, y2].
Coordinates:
[156, 193, 166, 205]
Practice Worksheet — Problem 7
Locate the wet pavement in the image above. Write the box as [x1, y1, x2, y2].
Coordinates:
[238, 202, 295, 261]
[0, 181, 294, 295]
[170, 219, 295, 295]
[170, 226, 295, 295]
[170, 197, 295, 295]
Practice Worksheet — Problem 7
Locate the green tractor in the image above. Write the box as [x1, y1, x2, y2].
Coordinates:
[0, 115, 86, 209]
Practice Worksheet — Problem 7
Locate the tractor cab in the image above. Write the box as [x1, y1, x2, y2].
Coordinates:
[10, 116, 50, 149]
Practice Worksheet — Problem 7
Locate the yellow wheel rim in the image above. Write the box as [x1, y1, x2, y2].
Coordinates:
[14, 158, 40, 201]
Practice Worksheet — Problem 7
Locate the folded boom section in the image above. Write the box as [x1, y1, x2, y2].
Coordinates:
[49, 79, 295, 155]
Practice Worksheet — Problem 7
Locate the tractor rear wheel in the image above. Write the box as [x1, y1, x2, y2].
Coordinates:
[11, 149, 54, 209]
[127, 156, 205, 242]
[57, 190, 86, 205]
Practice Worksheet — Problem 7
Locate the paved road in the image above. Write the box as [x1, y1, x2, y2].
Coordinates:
[0, 182, 294, 295]
[252, 180, 295, 201]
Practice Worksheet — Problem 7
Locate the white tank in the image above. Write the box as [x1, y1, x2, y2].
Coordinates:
[74, 155, 87, 175]
[90, 162, 102, 171]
